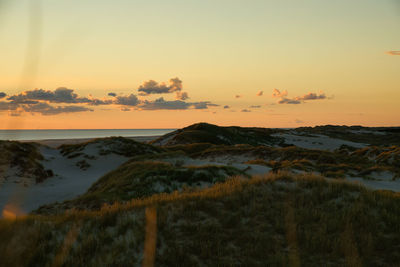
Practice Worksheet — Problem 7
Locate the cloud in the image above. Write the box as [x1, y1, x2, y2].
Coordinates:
[193, 101, 218, 109]
[0, 92, 6, 99]
[277, 98, 301, 104]
[295, 119, 304, 123]
[241, 109, 251, 112]
[256, 90, 263, 96]
[140, 97, 190, 110]
[297, 92, 326, 100]
[138, 77, 182, 95]
[175, 91, 189, 100]
[88, 99, 113, 106]
[7, 87, 109, 106]
[385, 51, 400, 56]
[235, 95, 242, 98]
[223, 105, 230, 109]
[139, 97, 218, 110]
[114, 94, 140, 106]
[22, 102, 93, 115]
[272, 88, 288, 98]
[0, 81, 219, 114]
[272, 89, 327, 104]
[0, 101, 19, 111]
[249, 105, 261, 108]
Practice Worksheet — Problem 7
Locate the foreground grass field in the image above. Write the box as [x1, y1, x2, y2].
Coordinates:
[1, 172, 399, 266]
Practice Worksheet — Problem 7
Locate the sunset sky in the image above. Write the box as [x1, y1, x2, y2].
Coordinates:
[0, 0, 399, 129]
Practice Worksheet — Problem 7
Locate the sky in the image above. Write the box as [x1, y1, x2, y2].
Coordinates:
[0, 0, 399, 129]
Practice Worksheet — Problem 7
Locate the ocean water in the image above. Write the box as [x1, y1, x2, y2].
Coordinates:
[0, 129, 175, 141]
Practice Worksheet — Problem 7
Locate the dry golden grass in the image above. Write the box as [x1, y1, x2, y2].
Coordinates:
[1, 172, 400, 266]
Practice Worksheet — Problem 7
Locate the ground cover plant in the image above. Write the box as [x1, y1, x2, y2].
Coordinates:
[35, 161, 247, 213]
[1, 173, 400, 266]
[0, 141, 53, 184]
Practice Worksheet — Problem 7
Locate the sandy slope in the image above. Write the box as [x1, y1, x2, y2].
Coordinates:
[1, 131, 400, 217]
[272, 132, 366, 151]
[0, 145, 130, 215]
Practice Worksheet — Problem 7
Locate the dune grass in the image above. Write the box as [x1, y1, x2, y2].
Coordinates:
[35, 161, 247, 213]
[1, 172, 400, 266]
[0, 140, 52, 183]
[59, 136, 163, 158]
[151, 122, 283, 146]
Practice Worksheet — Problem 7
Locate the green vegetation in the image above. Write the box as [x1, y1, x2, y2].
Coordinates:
[151, 122, 283, 146]
[0, 140, 52, 183]
[36, 161, 247, 213]
[2, 125, 400, 265]
[295, 125, 400, 146]
[1, 173, 400, 266]
[193, 144, 400, 178]
[59, 136, 163, 158]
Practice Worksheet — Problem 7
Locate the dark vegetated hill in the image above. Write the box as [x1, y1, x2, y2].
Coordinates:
[36, 161, 247, 213]
[151, 122, 283, 146]
[59, 136, 164, 158]
[295, 125, 400, 146]
[2, 173, 400, 266]
[0, 141, 52, 183]
[163, 142, 216, 156]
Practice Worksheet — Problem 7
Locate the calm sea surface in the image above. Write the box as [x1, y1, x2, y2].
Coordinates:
[0, 129, 175, 141]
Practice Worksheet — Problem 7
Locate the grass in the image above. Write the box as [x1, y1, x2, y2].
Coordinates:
[151, 122, 283, 146]
[1, 172, 400, 266]
[59, 136, 163, 158]
[295, 125, 400, 146]
[196, 144, 400, 178]
[35, 161, 248, 213]
[0, 140, 52, 183]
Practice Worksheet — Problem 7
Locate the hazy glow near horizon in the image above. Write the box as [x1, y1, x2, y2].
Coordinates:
[0, 0, 399, 129]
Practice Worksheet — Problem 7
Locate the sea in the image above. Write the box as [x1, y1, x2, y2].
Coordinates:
[0, 129, 175, 141]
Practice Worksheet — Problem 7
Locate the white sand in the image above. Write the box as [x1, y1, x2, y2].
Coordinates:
[0, 144, 130, 216]
[272, 133, 366, 151]
[1, 133, 398, 218]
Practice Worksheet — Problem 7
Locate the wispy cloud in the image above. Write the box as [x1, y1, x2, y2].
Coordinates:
[22, 102, 93, 115]
[298, 92, 326, 101]
[277, 98, 301, 104]
[235, 95, 242, 98]
[139, 97, 218, 110]
[256, 90, 263, 96]
[385, 51, 400, 56]
[241, 109, 251, 112]
[272, 89, 327, 105]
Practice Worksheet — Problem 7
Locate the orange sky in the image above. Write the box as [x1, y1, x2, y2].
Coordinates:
[0, 0, 399, 129]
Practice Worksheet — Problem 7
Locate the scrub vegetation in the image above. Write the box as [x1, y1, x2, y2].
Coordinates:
[1, 173, 400, 266]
